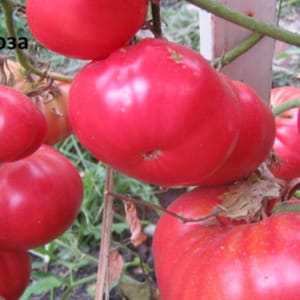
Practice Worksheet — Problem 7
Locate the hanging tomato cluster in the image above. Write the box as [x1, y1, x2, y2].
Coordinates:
[2, 0, 300, 299]
[0, 60, 83, 300]
[0, 82, 83, 299]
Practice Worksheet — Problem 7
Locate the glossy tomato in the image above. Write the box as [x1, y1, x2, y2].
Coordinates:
[0, 250, 31, 300]
[26, 0, 148, 60]
[69, 38, 241, 187]
[270, 86, 300, 180]
[199, 79, 275, 185]
[0, 84, 47, 163]
[153, 187, 300, 300]
[0, 145, 83, 250]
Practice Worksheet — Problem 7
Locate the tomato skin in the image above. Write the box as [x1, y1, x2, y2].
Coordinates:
[270, 86, 300, 180]
[0, 60, 72, 145]
[26, 0, 148, 60]
[199, 79, 275, 185]
[0, 250, 31, 300]
[32, 82, 72, 145]
[0, 84, 47, 163]
[69, 38, 241, 187]
[0, 144, 83, 250]
[153, 188, 300, 300]
[298, 107, 300, 135]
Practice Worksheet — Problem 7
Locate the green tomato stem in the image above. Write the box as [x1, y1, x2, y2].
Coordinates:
[188, 0, 300, 47]
[212, 32, 263, 68]
[272, 98, 300, 116]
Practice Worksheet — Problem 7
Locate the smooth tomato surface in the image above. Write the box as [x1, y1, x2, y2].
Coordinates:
[69, 38, 241, 187]
[270, 86, 300, 180]
[153, 188, 300, 300]
[0, 250, 31, 300]
[0, 145, 83, 250]
[26, 0, 148, 60]
[199, 79, 275, 185]
[0, 84, 47, 163]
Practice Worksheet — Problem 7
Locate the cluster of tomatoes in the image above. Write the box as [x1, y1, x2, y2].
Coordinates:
[0, 77, 83, 299]
[2, 0, 300, 299]
[0, 43, 84, 300]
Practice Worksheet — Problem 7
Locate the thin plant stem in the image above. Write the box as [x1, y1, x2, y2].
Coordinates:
[95, 167, 115, 300]
[188, 0, 300, 47]
[272, 98, 300, 116]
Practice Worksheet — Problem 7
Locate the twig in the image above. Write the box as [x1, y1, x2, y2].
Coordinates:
[95, 167, 115, 300]
[212, 32, 263, 68]
[151, 0, 163, 38]
[108, 191, 216, 224]
[188, 0, 300, 47]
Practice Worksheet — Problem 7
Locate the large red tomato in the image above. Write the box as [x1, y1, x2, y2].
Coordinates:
[270, 86, 300, 180]
[0, 250, 31, 300]
[153, 187, 300, 300]
[0, 145, 83, 250]
[26, 0, 148, 60]
[199, 79, 275, 185]
[0, 84, 47, 163]
[69, 38, 241, 187]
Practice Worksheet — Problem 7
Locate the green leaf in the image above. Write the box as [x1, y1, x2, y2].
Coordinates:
[20, 275, 63, 300]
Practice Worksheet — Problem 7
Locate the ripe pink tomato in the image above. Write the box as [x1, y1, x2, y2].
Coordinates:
[69, 38, 242, 187]
[26, 0, 148, 60]
[199, 79, 275, 185]
[0, 84, 47, 163]
[0, 145, 83, 250]
[153, 187, 300, 300]
[0, 250, 31, 300]
[270, 86, 300, 180]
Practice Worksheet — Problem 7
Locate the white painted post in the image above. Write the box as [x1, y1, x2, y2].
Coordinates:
[199, 1, 276, 101]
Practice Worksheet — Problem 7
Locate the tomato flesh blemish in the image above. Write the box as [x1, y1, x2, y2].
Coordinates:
[141, 149, 162, 160]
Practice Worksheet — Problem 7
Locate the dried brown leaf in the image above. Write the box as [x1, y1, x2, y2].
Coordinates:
[108, 249, 124, 286]
[217, 177, 281, 221]
[124, 201, 147, 247]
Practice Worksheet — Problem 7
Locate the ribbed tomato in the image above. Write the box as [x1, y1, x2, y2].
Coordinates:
[199, 79, 275, 185]
[69, 38, 242, 187]
[153, 187, 300, 300]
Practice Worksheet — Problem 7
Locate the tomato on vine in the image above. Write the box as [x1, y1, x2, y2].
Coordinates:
[69, 38, 242, 187]
[26, 0, 149, 60]
[0, 84, 47, 163]
[0, 59, 72, 145]
[153, 187, 300, 300]
[0, 145, 83, 250]
[199, 78, 275, 185]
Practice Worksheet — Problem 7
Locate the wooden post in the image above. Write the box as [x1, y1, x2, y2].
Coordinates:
[199, 1, 276, 101]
